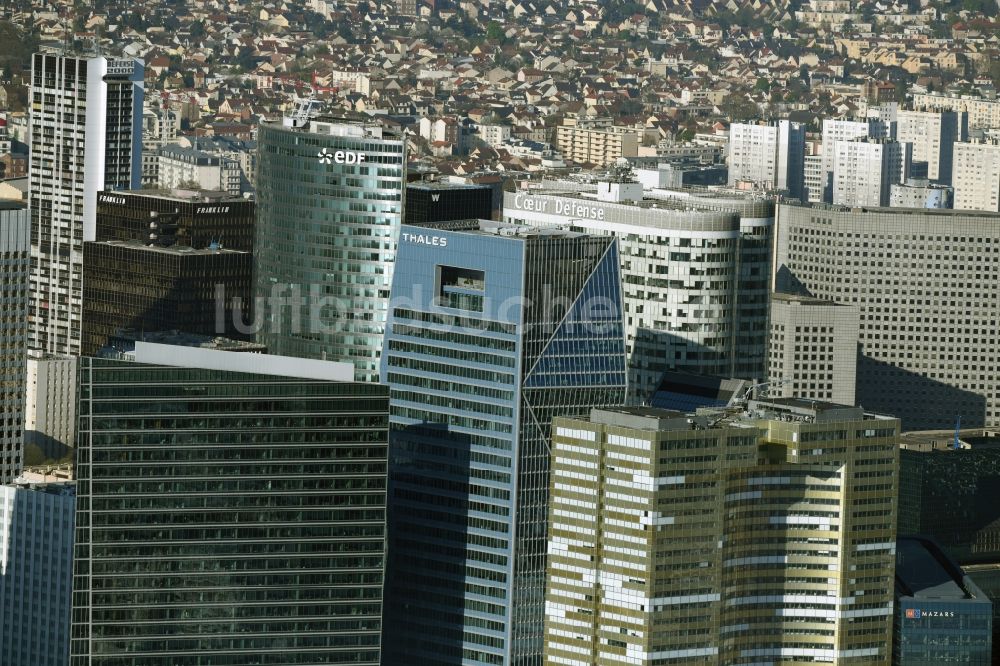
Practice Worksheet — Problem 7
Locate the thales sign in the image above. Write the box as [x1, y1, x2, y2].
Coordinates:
[402, 232, 448, 247]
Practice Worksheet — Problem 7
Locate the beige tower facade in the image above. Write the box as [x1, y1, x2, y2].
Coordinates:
[544, 399, 899, 666]
[767, 292, 860, 406]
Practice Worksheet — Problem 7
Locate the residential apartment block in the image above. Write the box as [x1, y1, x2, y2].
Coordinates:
[555, 123, 639, 166]
[28, 52, 144, 356]
[727, 120, 805, 199]
[953, 140, 1000, 212]
[833, 138, 910, 207]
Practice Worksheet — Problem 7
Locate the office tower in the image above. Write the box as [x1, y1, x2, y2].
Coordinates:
[820, 118, 890, 202]
[545, 399, 900, 666]
[505, 186, 773, 401]
[404, 181, 492, 225]
[953, 140, 1000, 212]
[767, 292, 860, 406]
[898, 433, 1000, 563]
[255, 115, 406, 381]
[889, 179, 953, 209]
[24, 355, 78, 461]
[0, 479, 75, 666]
[774, 202, 1000, 429]
[727, 120, 805, 199]
[890, 108, 967, 184]
[81, 240, 253, 355]
[382, 220, 627, 666]
[833, 138, 910, 207]
[71, 345, 388, 665]
[95, 189, 255, 251]
[894, 537, 992, 666]
[29, 52, 144, 355]
[0, 202, 29, 484]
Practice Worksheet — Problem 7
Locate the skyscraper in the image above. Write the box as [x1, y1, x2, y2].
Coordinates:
[28, 52, 144, 355]
[727, 120, 805, 199]
[885, 107, 967, 184]
[71, 345, 388, 665]
[0, 479, 76, 666]
[255, 115, 406, 381]
[767, 292, 860, 406]
[0, 201, 29, 484]
[382, 220, 627, 666]
[774, 201, 1000, 429]
[504, 185, 773, 401]
[545, 399, 900, 665]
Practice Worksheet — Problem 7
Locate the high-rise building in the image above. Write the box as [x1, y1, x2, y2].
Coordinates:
[24, 355, 78, 462]
[886, 108, 967, 184]
[727, 120, 805, 199]
[898, 432, 1000, 563]
[71, 345, 388, 665]
[912, 92, 1000, 131]
[545, 399, 900, 666]
[819, 118, 890, 202]
[774, 202, 1000, 429]
[767, 292, 860, 406]
[29, 52, 144, 355]
[94, 189, 255, 252]
[255, 115, 406, 381]
[833, 138, 910, 207]
[953, 140, 1000, 212]
[404, 181, 493, 225]
[504, 186, 773, 401]
[0, 479, 75, 666]
[894, 537, 992, 666]
[381, 219, 627, 666]
[81, 240, 253, 355]
[0, 202, 29, 484]
[555, 122, 640, 166]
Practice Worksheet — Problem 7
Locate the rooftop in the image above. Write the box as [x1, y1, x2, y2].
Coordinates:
[90, 240, 247, 256]
[113, 188, 247, 204]
[772, 292, 851, 307]
[896, 537, 988, 602]
[407, 219, 586, 239]
[407, 181, 491, 191]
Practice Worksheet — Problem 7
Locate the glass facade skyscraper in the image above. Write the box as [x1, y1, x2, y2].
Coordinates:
[70, 350, 389, 665]
[255, 116, 406, 382]
[381, 220, 627, 666]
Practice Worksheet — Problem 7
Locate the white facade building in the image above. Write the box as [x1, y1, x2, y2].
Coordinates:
[24, 355, 78, 462]
[727, 120, 804, 199]
[0, 203, 29, 484]
[833, 138, 910, 207]
[0, 480, 75, 666]
[819, 118, 889, 202]
[767, 292, 860, 406]
[158, 144, 242, 195]
[887, 107, 966, 184]
[953, 140, 1000, 212]
[29, 53, 144, 355]
[504, 185, 774, 400]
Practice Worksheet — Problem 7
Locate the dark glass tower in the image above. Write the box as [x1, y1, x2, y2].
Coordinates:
[70, 351, 388, 665]
[381, 220, 627, 665]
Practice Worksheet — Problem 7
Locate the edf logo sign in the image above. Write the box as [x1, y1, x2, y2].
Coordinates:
[318, 148, 366, 165]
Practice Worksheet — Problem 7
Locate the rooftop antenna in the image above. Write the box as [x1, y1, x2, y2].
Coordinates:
[954, 414, 962, 450]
